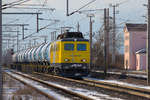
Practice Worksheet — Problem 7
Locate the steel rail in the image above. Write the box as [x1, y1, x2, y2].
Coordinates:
[91, 70, 147, 80]
[83, 78, 150, 94]
[4, 71, 57, 100]
[11, 71, 94, 100]
[33, 72, 150, 99]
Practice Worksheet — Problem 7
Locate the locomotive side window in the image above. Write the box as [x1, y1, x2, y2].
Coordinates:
[64, 43, 74, 51]
[77, 44, 86, 51]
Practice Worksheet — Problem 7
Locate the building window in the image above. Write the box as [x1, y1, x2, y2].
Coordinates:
[125, 45, 128, 52]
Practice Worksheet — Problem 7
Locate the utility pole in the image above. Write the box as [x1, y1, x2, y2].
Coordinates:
[33, 38, 37, 46]
[104, 8, 107, 76]
[106, 8, 110, 69]
[3, 24, 29, 40]
[3, 12, 42, 35]
[87, 14, 94, 70]
[25, 44, 27, 49]
[12, 39, 15, 49]
[7, 39, 10, 49]
[40, 35, 47, 43]
[22, 25, 25, 40]
[51, 31, 56, 41]
[54, 31, 56, 40]
[77, 22, 80, 32]
[37, 14, 39, 32]
[104, 8, 109, 77]
[147, 0, 150, 85]
[29, 40, 31, 48]
[44, 37, 47, 43]
[112, 5, 117, 65]
[66, 0, 69, 16]
[17, 27, 19, 52]
[51, 32, 53, 41]
[0, 0, 2, 99]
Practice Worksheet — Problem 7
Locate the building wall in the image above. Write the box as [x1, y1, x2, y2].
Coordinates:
[130, 31, 146, 70]
[124, 28, 130, 69]
[136, 53, 146, 70]
[141, 54, 146, 70]
[124, 28, 146, 70]
[136, 54, 140, 70]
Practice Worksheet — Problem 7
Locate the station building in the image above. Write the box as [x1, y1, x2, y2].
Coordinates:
[124, 23, 147, 70]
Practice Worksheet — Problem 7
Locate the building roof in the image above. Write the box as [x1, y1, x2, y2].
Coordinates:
[136, 48, 146, 54]
[125, 23, 147, 31]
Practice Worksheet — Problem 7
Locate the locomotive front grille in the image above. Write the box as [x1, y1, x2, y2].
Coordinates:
[61, 63, 89, 77]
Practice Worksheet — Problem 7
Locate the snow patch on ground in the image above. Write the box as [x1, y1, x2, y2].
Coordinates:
[6, 71, 70, 100]
[46, 81, 124, 100]
[84, 77, 150, 90]
[5, 70, 124, 100]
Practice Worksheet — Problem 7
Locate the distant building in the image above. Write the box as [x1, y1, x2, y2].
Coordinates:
[124, 23, 146, 70]
[136, 49, 146, 70]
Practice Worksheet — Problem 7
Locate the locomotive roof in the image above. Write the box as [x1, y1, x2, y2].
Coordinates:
[61, 38, 89, 41]
[57, 31, 84, 39]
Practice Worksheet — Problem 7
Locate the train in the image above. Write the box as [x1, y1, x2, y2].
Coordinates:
[11, 31, 90, 78]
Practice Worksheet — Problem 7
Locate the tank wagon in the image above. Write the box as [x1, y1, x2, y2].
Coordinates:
[12, 32, 90, 78]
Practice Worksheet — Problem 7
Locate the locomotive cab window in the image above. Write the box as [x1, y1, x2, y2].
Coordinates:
[64, 43, 74, 51]
[77, 44, 86, 51]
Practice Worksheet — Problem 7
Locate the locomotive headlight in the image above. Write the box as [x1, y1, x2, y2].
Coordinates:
[64, 59, 69, 62]
[81, 59, 86, 62]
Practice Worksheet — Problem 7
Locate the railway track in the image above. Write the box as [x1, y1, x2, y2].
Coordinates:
[91, 70, 147, 80]
[33, 72, 150, 99]
[4, 70, 94, 100]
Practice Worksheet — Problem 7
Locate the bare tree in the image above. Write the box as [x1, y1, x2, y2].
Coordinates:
[92, 19, 124, 70]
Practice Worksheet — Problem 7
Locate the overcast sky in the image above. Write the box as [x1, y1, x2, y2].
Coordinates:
[2, 0, 148, 52]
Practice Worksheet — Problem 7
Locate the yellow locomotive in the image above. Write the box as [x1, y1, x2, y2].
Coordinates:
[12, 32, 90, 77]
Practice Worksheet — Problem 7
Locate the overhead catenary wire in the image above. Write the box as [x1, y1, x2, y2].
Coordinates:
[24, 21, 59, 39]
[78, 8, 104, 14]
[2, 0, 31, 10]
[67, 0, 97, 16]
[3, 1, 45, 50]
[3, 0, 31, 9]
[2, 0, 26, 7]
[16, 4, 44, 6]
[10, 7, 55, 10]
[9, 1, 55, 42]
[11, 0, 52, 42]
[4, 0, 99, 49]
[75, 0, 97, 12]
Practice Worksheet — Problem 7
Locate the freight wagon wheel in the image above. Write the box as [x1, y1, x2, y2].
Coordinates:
[35, 66, 38, 72]
[44, 67, 48, 73]
[47, 68, 50, 73]
[54, 68, 60, 75]
[44, 67, 47, 73]
[42, 67, 45, 73]
[48, 67, 53, 73]
[53, 67, 56, 75]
